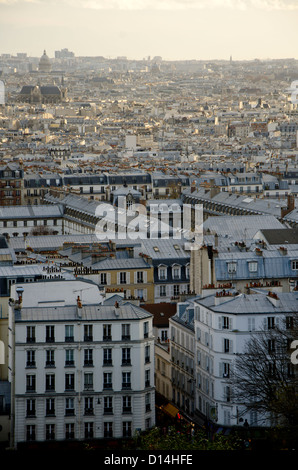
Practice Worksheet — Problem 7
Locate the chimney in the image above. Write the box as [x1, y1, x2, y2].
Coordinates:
[266, 291, 280, 307]
[281, 194, 295, 218]
[114, 301, 120, 317]
[77, 296, 82, 307]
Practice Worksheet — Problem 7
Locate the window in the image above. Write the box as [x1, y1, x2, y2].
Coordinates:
[161, 330, 168, 342]
[84, 325, 93, 342]
[122, 396, 132, 414]
[46, 349, 55, 367]
[268, 339, 275, 353]
[223, 362, 230, 378]
[158, 267, 166, 280]
[267, 317, 275, 330]
[104, 422, 113, 438]
[26, 399, 36, 417]
[85, 422, 94, 439]
[65, 349, 74, 367]
[84, 397, 94, 415]
[103, 348, 112, 366]
[291, 260, 298, 270]
[65, 373, 75, 391]
[104, 396, 113, 414]
[120, 272, 127, 284]
[100, 272, 107, 285]
[160, 285, 166, 297]
[46, 424, 55, 440]
[65, 423, 75, 440]
[173, 285, 180, 296]
[103, 324, 112, 341]
[27, 326, 35, 343]
[45, 374, 55, 392]
[224, 339, 230, 353]
[145, 369, 150, 388]
[123, 421, 132, 438]
[248, 261, 258, 272]
[84, 349, 93, 366]
[122, 324, 131, 341]
[103, 372, 112, 389]
[137, 271, 144, 283]
[145, 345, 150, 364]
[144, 321, 149, 338]
[65, 325, 74, 342]
[65, 398, 75, 416]
[122, 372, 131, 390]
[145, 393, 151, 412]
[84, 373, 93, 390]
[122, 348, 131, 366]
[227, 262, 237, 274]
[46, 325, 55, 343]
[225, 386, 231, 402]
[26, 425, 36, 442]
[286, 316, 294, 329]
[222, 316, 230, 330]
[26, 375, 36, 392]
[26, 350, 36, 367]
[46, 398, 55, 416]
[172, 266, 180, 280]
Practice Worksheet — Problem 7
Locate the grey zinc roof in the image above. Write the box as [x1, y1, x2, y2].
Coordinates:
[90, 257, 151, 270]
[183, 187, 291, 218]
[16, 303, 152, 322]
[197, 292, 298, 315]
[0, 205, 64, 219]
[203, 215, 285, 240]
[215, 248, 298, 281]
[0, 264, 45, 277]
[212, 292, 298, 314]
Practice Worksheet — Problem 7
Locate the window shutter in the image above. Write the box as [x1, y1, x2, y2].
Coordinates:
[117, 273, 120, 285]
[143, 271, 147, 283]
[218, 316, 222, 329]
[126, 272, 130, 284]
[219, 362, 223, 377]
[126, 289, 131, 299]
[134, 272, 137, 284]
[230, 318, 233, 330]
[143, 289, 147, 301]
[107, 273, 111, 286]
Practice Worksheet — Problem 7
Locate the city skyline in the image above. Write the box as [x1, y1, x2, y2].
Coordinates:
[1, 0, 298, 61]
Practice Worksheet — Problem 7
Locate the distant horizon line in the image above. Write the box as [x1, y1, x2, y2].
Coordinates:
[1, 53, 297, 63]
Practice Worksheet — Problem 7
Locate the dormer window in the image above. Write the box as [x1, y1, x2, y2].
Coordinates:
[172, 264, 181, 280]
[227, 262, 237, 274]
[248, 261, 258, 273]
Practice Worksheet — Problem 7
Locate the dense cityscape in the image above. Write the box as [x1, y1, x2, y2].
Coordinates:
[0, 46, 297, 454]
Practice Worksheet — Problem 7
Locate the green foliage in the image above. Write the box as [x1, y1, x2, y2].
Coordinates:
[135, 426, 242, 450]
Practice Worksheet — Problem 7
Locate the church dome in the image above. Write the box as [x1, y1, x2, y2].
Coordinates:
[39, 50, 52, 73]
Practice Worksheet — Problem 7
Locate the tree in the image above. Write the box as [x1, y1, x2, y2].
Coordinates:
[135, 425, 242, 450]
[30, 225, 56, 236]
[232, 314, 298, 427]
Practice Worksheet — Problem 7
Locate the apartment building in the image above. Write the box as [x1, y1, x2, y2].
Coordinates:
[0, 205, 64, 238]
[8, 279, 155, 448]
[0, 163, 24, 206]
[192, 290, 297, 428]
[169, 302, 196, 418]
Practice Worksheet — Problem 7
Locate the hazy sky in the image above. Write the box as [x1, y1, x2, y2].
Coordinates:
[1, 0, 298, 60]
